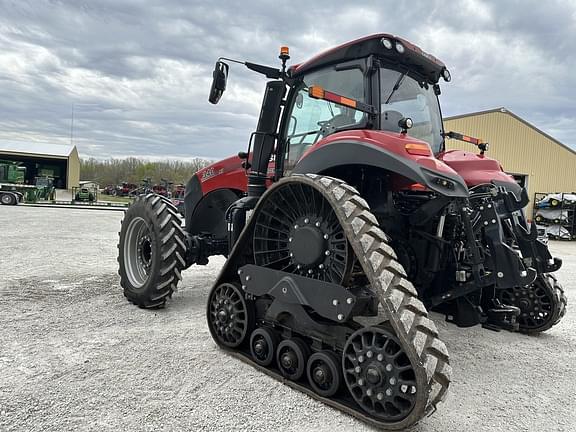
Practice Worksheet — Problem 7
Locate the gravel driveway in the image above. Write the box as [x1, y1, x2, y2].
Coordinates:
[1, 206, 574, 431]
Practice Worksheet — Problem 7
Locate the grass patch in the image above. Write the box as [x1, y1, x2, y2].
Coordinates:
[98, 194, 133, 204]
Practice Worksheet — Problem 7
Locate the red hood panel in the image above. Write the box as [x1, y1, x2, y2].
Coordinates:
[438, 150, 515, 187]
[308, 130, 460, 177]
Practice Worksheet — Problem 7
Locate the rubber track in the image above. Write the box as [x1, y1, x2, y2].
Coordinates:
[521, 273, 568, 334]
[118, 193, 186, 308]
[550, 275, 568, 326]
[211, 174, 451, 429]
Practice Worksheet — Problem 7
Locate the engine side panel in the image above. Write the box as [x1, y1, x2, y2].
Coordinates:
[184, 155, 247, 234]
[438, 149, 516, 187]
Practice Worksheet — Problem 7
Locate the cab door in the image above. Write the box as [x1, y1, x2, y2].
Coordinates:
[278, 64, 368, 175]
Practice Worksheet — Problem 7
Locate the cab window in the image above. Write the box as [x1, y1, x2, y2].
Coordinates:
[283, 67, 366, 171]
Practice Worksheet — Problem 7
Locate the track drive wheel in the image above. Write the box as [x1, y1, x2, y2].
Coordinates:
[277, 338, 310, 380]
[343, 326, 418, 423]
[498, 274, 567, 333]
[118, 193, 187, 308]
[307, 351, 342, 397]
[250, 327, 278, 366]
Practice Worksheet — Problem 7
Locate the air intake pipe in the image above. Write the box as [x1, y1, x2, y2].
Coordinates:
[247, 80, 286, 198]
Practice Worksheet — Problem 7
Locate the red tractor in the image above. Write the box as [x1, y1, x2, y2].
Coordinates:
[118, 34, 566, 429]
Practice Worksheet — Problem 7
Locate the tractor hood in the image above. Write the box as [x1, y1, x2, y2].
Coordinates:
[294, 130, 469, 198]
[438, 150, 516, 188]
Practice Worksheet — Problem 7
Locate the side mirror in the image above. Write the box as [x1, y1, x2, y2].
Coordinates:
[208, 61, 229, 104]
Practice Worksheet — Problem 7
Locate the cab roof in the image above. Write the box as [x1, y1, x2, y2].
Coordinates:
[289, 33, 447, 84]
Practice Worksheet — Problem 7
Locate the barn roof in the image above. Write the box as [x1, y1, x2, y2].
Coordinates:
[0, 142, 76, 158]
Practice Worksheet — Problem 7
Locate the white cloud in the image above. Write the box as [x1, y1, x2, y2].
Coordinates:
[0, 0, 573, 159]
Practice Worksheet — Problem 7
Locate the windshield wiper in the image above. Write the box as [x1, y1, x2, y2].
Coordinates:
[384, 71, 407, 105]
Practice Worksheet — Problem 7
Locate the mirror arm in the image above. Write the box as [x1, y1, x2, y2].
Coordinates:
[219, 57, 281, 79]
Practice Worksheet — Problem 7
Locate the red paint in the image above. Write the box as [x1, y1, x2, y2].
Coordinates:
[196, 155, 247, 195]
[302, 129, 459, 177]
[194, 133, 516, 199]
[290, 33, 446, 76]
[437, 150, 515, 186]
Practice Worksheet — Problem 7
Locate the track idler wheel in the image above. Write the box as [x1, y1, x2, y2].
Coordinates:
[307, 351, 342, 397]
[498, 274, 567, 333]
[343, 326, 417, 422]
[207, 283, 253, 348]
[277, 338, 310, 380]
[250, 327, 278, 366]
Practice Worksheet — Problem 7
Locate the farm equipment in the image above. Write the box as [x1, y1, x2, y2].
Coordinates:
[118, 34, 567, 428]
[35, 176, 55, 201]
[534, 192, 576, 240]
[0, 160, 26, 205]
[112, 182, 138, 197]
[74, 187, 95, 202]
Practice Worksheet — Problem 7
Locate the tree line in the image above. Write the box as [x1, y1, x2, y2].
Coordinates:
[80, 157, 211, 186]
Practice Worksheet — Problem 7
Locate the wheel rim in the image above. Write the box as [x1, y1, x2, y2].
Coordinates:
[498, 278, 555, 330]
[307, 351, 341, 397]
[208, 283, 250, 348]
[250, 327, 277, 366]
[124, 216, 153, 288]
[343, 327, 417, 421]
[1, 195, 11, 204]
[253, 182, 352, 284]
[277, 339, 308, 380]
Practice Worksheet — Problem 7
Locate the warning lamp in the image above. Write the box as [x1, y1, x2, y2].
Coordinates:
[405, 143, 432, 156]
[279, 46, 290, 61]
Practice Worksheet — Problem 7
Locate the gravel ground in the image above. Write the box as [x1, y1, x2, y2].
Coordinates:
[1, 206, 575, 432]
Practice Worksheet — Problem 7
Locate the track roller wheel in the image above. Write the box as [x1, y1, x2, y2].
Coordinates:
[307, 350, 342, 397]
[498, 274, 567, 333]
[343, 326, 417, 423]
[250, 327, 278, 366]
[277, 338, 310, 380]
[207, 283, 253, 348]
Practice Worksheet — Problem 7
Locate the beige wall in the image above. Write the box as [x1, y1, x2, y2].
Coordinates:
[444, 110, 576, 217]
[67, 146, 80, 189]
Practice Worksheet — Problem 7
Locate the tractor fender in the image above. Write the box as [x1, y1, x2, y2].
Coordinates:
[293, 140, 469, 198]
[184, 174, 241, 238]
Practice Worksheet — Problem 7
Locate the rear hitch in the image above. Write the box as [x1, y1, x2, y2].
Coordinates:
[482, 300, 520, 332]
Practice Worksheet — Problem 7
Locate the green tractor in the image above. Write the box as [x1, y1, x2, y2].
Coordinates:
[0, 160, 26, 184]
[35, 176, 55, 201]
[74, 187, 96, 202]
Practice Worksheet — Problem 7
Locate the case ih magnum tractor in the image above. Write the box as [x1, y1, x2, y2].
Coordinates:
[118, 34, 566, 428]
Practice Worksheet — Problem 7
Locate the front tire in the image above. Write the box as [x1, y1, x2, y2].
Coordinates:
[118, 194, 187, 308]
[1, 193, 17, 205]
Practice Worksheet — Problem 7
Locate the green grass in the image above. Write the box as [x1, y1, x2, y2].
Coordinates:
[98, 194, 133, 204]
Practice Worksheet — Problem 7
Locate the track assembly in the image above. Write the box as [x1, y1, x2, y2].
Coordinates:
[207, 175, 451, 429]
[498, 274, 567, 333]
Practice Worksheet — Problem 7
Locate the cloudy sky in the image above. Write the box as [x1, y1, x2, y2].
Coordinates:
[0, 0, 575, 160]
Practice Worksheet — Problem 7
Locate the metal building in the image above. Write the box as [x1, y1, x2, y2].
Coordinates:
[0, 142, 80, 190]
[444, 107, 576, 216]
